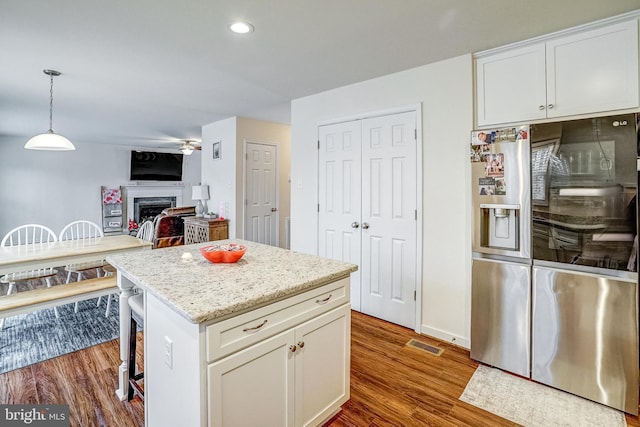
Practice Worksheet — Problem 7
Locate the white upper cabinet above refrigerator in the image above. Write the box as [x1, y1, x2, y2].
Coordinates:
[476, 18, 639, 127]
[476, 43, 547, 126]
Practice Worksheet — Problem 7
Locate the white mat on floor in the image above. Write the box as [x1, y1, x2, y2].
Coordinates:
[459, 365, 627, 427]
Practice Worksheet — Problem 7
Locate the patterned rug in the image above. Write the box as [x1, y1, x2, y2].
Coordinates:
[460, 365, 627, 427]
[0, 297, 120, 374]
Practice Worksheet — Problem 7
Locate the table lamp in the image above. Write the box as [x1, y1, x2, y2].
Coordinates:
[192, 185, 210, 217]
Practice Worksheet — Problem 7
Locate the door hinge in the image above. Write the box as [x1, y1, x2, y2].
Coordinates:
[414, 129, 417, 140]
[415, 210, 417, 220]
[317, 204, 320, 212]
[414, 290, 416, 301]
[317, 140, 320, 150]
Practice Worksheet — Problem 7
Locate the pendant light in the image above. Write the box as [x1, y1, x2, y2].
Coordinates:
[24, 69, 75, 151]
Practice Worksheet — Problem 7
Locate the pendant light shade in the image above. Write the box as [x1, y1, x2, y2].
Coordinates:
[25, 69, 75, 151]
[24, 131, 75, 150]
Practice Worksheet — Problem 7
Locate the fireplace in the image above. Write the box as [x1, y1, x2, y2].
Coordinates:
[125, 185, 184, 226]
[133, 196, 176, 224]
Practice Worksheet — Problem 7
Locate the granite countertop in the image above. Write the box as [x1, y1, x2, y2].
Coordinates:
[106, 239, 358, 324]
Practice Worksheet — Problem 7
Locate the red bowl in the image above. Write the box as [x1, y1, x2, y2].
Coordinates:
[199, 243, 247, 263]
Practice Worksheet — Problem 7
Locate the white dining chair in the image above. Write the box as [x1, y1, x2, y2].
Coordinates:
[99, 221, 155, 317]
[1, 224, 59, 329]
[58, 220, 110, 314]
[135, 220, 155, 242]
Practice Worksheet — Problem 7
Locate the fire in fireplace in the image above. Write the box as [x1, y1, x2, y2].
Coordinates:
[133, 196, 176, 224]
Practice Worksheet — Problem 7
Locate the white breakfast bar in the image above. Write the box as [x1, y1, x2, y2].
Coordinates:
[106, 240, 357, 427]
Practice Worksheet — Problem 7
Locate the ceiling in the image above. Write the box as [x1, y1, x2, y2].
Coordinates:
[1, 1, 639, 150]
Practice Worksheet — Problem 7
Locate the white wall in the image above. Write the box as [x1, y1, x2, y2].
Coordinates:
[290, 54, 473, 346]
[0, 136, 201, 237]
[201, 117, 239, 237]
[201, 117, 291, 247]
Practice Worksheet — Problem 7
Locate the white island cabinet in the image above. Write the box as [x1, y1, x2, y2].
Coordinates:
[107, 240, 357, 427]
[476, 18, 639, 126]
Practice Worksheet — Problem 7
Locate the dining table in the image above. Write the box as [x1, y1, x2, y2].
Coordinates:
[0, 234, 152, 276]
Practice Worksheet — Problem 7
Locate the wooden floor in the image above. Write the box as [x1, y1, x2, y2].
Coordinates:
[1, 310, 639, 426]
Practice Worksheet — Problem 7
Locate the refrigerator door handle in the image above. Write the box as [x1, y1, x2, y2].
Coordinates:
[479, 203, 520, 210]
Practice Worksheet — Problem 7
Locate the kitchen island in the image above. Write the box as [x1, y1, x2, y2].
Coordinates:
[106, 240, 357, 427]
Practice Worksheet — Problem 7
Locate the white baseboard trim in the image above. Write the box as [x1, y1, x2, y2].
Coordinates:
[420, 324, 470, 349]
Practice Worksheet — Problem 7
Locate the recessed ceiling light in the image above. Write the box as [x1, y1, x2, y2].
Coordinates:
[229, 22, 254, 34]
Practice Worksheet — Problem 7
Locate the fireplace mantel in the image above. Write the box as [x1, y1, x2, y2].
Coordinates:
[125, 185, 184, 223]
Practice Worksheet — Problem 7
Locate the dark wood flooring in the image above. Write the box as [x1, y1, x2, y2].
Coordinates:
[1, 309, 639, 426]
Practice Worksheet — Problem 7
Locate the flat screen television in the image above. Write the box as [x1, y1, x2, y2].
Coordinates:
[130, 151, 183, 181]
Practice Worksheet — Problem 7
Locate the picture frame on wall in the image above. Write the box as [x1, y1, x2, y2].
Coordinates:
[213, 141, 221, 160]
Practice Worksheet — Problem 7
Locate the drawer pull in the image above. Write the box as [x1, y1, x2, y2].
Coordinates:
[242, 319, 268, 332]
[315, 294, 332, 304]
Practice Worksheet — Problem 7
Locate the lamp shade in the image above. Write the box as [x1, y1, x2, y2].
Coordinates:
[24, 131, 75, 151]
[192, 185, 210, 201]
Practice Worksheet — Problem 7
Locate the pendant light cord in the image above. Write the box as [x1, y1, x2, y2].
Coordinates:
[48, 72, 54, 132]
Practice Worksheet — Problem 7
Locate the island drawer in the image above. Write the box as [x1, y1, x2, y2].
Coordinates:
[205, 277, 349, 362]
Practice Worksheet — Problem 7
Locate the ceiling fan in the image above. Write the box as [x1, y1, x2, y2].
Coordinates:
[178, 139, 201, 155]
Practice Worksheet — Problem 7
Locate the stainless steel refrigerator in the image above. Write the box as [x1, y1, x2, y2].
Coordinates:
[530, 114, 639, 414]
[470, 126, 532, 378]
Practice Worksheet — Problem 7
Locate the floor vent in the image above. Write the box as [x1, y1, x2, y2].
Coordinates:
[407, 339, 443, 356]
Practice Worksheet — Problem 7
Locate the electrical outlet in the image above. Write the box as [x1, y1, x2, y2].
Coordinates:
[164, 336, 173, 369]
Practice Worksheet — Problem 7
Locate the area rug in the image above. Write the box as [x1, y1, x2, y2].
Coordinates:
[460, 365, 626, 427]
[0, 298, 120, 374]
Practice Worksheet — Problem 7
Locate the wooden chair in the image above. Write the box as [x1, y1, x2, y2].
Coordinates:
[58, 220, 110, 315]
[0, 224, 59, 329]
[127, 293, 145, 401]
[99, 221, 154, 318]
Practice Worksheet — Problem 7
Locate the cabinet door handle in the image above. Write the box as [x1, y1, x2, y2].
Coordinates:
[242, 319, 268, 332]
[297, 341, 305, 349]
[316, 294, 332, 304]
[362, 222, 370, 229]
[351, 221, 360, 229]
[547, 104, 554, 109]
[271, 208, 277, 212]
[538, 105, 545, 110]
[289, 344, 297, 353]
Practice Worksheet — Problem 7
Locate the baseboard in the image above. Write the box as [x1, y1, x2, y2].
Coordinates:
[420, 324, 470, 349]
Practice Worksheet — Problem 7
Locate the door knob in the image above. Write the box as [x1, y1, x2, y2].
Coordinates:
[547, 104, 554, 109]
[351, 221, 360, 229]
[271, 208, 277, 212]
[362, 222, 370, 229]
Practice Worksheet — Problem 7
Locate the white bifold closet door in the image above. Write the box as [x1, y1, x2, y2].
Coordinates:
[318, 111, 417, 329]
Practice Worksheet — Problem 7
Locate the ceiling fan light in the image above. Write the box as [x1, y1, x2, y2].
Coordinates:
[180, 145, 194, 155]
[24, 131, 75, 151]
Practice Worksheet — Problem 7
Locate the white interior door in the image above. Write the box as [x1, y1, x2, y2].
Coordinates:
[318, 121, 362, 310]
[317, 110, 418, 327]
[360, 112, 417, 329]
[245, 142, 279, 246]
